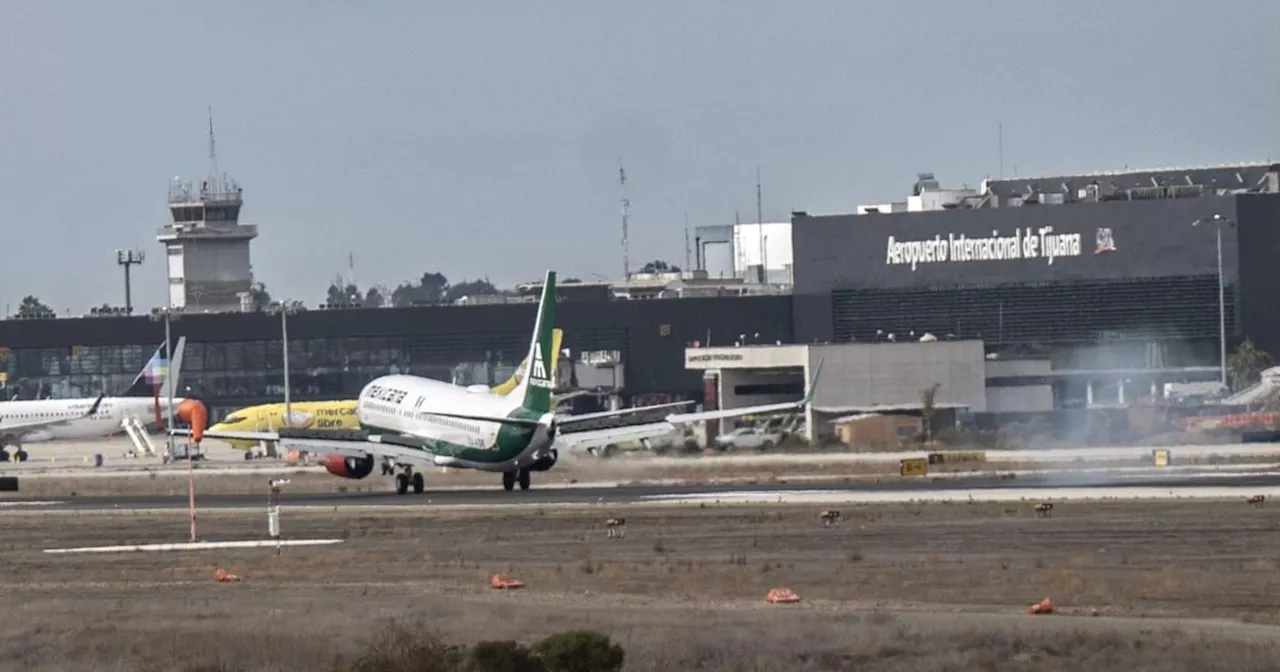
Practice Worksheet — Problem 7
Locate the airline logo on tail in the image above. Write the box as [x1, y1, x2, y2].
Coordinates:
[142, 351, 169, 387]
[529, 344, 552, 389]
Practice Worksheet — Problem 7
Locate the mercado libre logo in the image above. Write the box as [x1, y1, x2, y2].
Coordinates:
[884, 226, 1117, 271]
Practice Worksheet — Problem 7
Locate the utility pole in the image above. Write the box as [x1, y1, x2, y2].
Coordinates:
[150, 306, 189, 541]
[116, 249, 144, 314]
[270, 300, 302, 429]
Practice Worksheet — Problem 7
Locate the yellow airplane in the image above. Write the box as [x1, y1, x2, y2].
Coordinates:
[211, 329, 564, 451]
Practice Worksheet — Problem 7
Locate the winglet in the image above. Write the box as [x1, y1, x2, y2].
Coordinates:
[800, 359, 824, 406]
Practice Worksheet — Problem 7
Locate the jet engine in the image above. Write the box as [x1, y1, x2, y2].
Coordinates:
[528, 449, 558, 472]
[323, 453, 375, 479]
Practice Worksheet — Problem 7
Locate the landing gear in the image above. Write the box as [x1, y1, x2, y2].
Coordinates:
[0, 446, 22, 463]
[394, 466, 426, 495]
[502, 469, 531, 492]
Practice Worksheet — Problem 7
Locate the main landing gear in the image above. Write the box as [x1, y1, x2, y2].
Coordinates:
[502, 468, 531, 492]
[0, 445, 29, 463]
[393, 466, 425, 495]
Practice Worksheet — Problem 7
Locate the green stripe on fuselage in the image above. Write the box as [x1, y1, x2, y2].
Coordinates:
[359, 407, 544, 466]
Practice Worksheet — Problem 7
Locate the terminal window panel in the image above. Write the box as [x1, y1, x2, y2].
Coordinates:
[0, 327, 631, 402]
[831, 275, 1234, 346]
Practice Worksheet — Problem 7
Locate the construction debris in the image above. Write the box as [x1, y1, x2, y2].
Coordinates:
[1027, 596, 1053, 615]
[766, 587, 801, 604]
[490, 573, 524, 589]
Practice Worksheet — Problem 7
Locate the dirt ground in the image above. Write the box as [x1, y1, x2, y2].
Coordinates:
[9, 449, 1273, 497]
[7, 500, 1280, 671]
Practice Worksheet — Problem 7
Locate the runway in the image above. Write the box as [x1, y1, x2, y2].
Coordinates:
[13, 471, 1280, 510]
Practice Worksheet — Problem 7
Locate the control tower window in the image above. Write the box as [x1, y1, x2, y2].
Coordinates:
[206, 205, 240, 221]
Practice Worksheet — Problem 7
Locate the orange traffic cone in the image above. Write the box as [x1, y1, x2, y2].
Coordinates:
[490, 573, 524, 589]
[214, 568, 241, 583]
[1027, 596, 1053, 614]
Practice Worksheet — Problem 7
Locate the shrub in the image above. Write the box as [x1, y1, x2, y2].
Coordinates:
[531, 630, 624, 672]
[466, 640, 545, 672]
[338, 623, 464, 672]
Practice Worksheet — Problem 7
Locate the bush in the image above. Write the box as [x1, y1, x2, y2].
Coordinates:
[531, 630, 624, 672]
[466, 640, 545, 672]
[337, 624, 464, 672]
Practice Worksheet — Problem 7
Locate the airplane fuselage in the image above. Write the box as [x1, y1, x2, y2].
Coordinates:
[0, 397, 185, 444]
[354, 374, 555, 472]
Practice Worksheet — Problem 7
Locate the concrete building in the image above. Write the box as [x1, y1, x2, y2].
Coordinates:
[791, 162, 1280, 409]
[694, 221, 793, 285]
[158, 174, 258, 313]
[685, 339, 988, 441]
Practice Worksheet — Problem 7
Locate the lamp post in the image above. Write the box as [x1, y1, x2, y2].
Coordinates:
[268, 300, 302, 427]
[1193, 214, 1231, 389]
[150, 305, 192, 541]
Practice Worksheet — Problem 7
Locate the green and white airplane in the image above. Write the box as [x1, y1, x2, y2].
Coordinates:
[179, 270, 821, 494]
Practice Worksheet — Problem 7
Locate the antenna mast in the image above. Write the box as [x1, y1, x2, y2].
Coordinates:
[208, 106, 218, 190]
[619, 163, 630, 279]
[684, 211, 692, 271]
[756, 168, 765, 284]
[998, 122, 1004, 180]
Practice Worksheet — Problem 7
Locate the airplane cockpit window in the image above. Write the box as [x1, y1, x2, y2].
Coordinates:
[222, 415, 247, 424]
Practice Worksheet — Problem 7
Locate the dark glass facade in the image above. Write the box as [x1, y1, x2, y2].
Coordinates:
[0, 296, 795, 416]
[791, 193, 1280, 367]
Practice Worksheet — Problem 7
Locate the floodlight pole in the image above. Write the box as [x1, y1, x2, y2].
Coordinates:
[1194, 215, 1229, 389]
[155, 306, 193, 542]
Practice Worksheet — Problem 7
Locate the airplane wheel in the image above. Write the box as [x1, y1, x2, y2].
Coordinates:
[14, 450, 27, 463]
[412, 472, 425, 494]
[518, 469, 531, 491]
[0, 449, 9, 462]
[395, 473, 410, 495]
[502, 471, 516, 492]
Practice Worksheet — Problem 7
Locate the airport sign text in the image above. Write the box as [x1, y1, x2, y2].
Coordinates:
[886, 227, 1084, 271]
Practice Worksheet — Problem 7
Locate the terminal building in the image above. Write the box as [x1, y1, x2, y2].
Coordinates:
[789, 163, 1280, 410]
[2, 160, 1279, 438]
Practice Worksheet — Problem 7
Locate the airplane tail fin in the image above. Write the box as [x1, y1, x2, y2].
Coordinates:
[505, 270, 557, 414]
[122, 337, 187, 397]
[491, 328, 563, 396]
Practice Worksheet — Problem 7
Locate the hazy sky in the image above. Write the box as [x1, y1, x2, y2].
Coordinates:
[2, 0, 1278, 313]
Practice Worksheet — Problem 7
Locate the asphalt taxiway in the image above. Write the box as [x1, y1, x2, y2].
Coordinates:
[8, 471, 1280, 510]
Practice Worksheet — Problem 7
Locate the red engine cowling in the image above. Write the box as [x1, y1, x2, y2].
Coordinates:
[323, 454, 375, 480]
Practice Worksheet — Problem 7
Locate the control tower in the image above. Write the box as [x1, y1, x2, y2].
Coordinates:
[156, 120, 258, 313]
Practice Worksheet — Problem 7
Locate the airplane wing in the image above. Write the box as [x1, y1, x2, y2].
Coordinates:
[0, 395, 106, 435]
[553, 360, 824, 448]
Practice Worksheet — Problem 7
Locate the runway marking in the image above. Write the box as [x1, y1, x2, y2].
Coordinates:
[640, 486, 1280, 505]
[43, 539, 345, 554]
[0, 501, 64, 507]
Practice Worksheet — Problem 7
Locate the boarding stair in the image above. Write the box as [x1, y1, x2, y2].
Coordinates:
[1221, 367, 1280, 407]
[120, 415, 158, 457]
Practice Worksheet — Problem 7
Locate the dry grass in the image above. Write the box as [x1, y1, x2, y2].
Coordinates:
[6, 500, 1280, 670]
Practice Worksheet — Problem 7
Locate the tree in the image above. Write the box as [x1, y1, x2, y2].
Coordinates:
[445, 278, 500, 303]
[248, 281, 272, 311]
[640, 260, 680, 274]
[326, 282, 361, 307]
[16, 295, 53, 318]
[364, 286, 386, 309]
[920, 382, 940, 443]
[1228, 340, 1274, 392]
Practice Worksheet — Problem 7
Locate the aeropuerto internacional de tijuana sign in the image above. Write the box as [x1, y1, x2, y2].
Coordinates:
[885, 226, 1116, 271]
